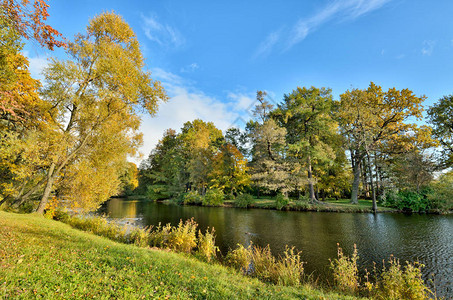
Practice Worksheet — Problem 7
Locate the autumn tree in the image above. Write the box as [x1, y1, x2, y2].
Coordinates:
[0, 9, 50, 207]
[180, 119, 223, 195]
[15, 12, 167, 213]
[274, 87, 337, 203]
[1, 0, 65, 50]
[337, 82, 427, 211]
[209, 143, 250, 195]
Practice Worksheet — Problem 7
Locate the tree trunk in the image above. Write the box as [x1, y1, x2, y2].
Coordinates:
[36, 162, 56, 214]
[361, 158, 369, 198]
[351, 156, 361, 205]
[307, 155, 317, 203]
[366, 153, 377, 213]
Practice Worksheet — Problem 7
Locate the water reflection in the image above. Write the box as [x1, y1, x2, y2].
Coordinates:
[98, 199, 453, 297]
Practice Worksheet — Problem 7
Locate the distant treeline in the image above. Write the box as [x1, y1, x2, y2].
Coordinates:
[136, 87, 453, 213]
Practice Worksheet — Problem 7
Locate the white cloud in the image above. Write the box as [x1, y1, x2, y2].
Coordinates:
[256, 0, 392, 56]
[136, 69, 246, 163]
[180, 63, 199, 73]
[23, 51, 49, 81]
[227, 92, 255, 112]
[421, 40, 435, 56]
[141, 14, 184, 48]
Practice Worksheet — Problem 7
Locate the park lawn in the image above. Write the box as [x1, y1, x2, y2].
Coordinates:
[0, 211, 359, 299]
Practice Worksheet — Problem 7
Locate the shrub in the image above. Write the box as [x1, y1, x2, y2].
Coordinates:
[196, 228, 218, 262]
[275, 194, 289, 210]
[382, 190, 431, 212]
[396, 191, 430, 212]
[225, 244, 252, 273]
[330, 244, 359, 294]
[275, 246, 304, 287]
[293, 200, 311, 211]
[52, 209, 70, 222]
[168, 218, 198, 253]
[376, 257, 429, 300]
[250, 244, 276, 282]
[202, 189, 224, 206]
[129, 226, 151, 247]
[234, 194, 255, 208]
[17, 201, 35, 213]
[149, 223, 172, 248]
[67, 215, 127, 243]
[183, 191, 203, 205]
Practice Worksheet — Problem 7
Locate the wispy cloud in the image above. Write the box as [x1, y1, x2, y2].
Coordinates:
[421, 40, 435, 56]
[256, 0, 392, 57]
[141, 13, 184, 48]
[180, 63, 199, 73]
[253, 30, 282, 59]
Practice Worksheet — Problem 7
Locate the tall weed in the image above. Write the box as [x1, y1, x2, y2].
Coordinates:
[275, 246, 304, 287]
[196, 228, 218, 262]
[225, 244, 252, 273]
[330, 244, 359, 294]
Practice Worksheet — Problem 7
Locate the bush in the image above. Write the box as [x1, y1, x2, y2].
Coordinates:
[275, 194, 289, 210]
[234, 194, 255, 208]
[196, 228, 218, 262]
[250, 244, 276, 282]
[202, 189, 224, 206]
[52, 209, 70, 222]
[293, 200, 311, 211]
[149, 223, 172, 248]
[183, 191, 203, 205]
[330, 244, 359, 294]
[382, 190, 431, 212]
[67, 215, 127, 243]
[275, 246, 304, 287]
[225, 244, 252, 273]
[375, 257, 429, 299]
[129, 226, 151, 247]
[168, 218, 198, 253]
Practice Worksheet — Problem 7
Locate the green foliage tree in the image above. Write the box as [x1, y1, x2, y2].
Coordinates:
[141, 129, 186, 200]
[249, 92, 291, 195]
[427, 95, 453, 167]
[274, 86, 338, 203]
[428, 171, 453, 211]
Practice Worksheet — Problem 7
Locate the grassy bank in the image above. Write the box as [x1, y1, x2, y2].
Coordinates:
[164, 197, 396, 213]
[0, 211, 357, 299]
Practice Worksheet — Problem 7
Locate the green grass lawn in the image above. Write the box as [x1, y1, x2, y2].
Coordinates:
[0, 211, 359, 299]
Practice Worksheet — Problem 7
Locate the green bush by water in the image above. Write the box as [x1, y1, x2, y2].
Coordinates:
[275, 194, 289, 210]
[234, 193, 255, 208]
[202, 188, 224, 206]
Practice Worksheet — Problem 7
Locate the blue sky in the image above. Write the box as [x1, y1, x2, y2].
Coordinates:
[24, 0, 453, 161]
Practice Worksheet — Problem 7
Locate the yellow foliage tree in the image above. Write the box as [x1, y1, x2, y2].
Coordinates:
[16, 12, 168, 213]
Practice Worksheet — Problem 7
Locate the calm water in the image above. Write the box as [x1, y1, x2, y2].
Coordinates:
[98, 199, 453, 297]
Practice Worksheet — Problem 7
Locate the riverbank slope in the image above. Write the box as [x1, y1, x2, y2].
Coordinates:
[0, 211, 358, 299]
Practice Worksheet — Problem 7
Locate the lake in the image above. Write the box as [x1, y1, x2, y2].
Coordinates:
[98, 198, 453, 297]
